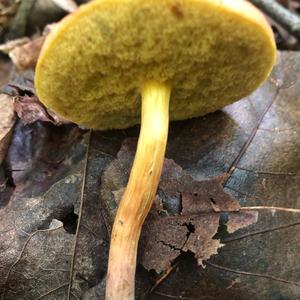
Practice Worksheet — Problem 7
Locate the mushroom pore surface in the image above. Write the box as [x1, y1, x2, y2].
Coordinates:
[35, 0, 276, 130]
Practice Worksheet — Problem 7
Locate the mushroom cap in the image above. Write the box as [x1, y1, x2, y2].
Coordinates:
[35, 0, 276, 130]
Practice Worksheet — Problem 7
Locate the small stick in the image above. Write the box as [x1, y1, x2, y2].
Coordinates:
[241, 206, 300, 213]
[206, 262, 300, 288]
[249, 0, 300, 39]
[149, 262, 179, 295]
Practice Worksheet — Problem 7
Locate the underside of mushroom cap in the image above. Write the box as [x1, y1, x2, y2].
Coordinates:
[35, 0, 276, 130]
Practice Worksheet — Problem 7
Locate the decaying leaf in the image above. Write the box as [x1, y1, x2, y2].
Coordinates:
[0, 37, 30, 54]
[0, 93, 15, 206]
[9, 36, 45, 70]
[0, 124, 111, 299]
[14, 93, 69, 125]
[0, 23, 57, 70]
[0, 58, 12, 88]
[9, 83, 70, 125]
[0, 93, 15, 163]
[226, 211, 258, 234]
[0, 125, 83, 299]
[101, 139, 257, 273]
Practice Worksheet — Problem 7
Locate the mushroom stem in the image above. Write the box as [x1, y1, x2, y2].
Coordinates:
[106, 81, 171, 300]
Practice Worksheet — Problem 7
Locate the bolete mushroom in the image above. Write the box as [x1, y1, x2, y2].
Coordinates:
[35, 0, 276, 299]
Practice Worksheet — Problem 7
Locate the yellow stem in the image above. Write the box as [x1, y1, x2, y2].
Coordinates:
[105, 81, 171, 300]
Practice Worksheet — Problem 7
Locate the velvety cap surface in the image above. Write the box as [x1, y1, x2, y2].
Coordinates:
[35, 0, 276, 129]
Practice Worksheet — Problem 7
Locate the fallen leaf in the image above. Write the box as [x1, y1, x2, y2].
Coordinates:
[101, 139, 257, 272]
[0, 93, 15, 205]
[0, 58, 12, 88]
[144, 52, 300, 300]
[8, 83, 70, 125]
[226, 211, 258, 234]
[0, 94, 15, 163]
[9, 36, 45, 70]
[14, 93, 69, 125]
[0, 23, 57, 70]
[0, 37, 30, 54]
[0, 124, 112, 299]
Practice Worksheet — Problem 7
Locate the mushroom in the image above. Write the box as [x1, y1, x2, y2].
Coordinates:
[35, 0, 276, 299]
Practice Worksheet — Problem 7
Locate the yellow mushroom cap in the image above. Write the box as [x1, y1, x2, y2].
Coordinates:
[35, 0, 276, 130]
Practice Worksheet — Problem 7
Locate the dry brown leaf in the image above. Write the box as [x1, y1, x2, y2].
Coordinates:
[0, 94, 15, 163]
[9, 36, 45, 70]
[226, 211, 258, 234]
[9, 83, 70, 125]
[0, 23, 56, 70]
[14, 94, 70, 125]
[0, 58, 12, 88]
[101, 139, 257, 273]
[0, 37, 30, 54]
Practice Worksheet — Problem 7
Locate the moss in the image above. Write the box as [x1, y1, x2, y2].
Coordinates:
[35, 0, 276, 130]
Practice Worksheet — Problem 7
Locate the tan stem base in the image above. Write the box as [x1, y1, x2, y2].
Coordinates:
[105, 81, 171, 300]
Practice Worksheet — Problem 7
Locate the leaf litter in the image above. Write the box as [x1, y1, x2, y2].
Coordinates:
[0, 51, 300, 299]
[101, 138, 257, 273]
[0, 93, 15, 163]
[0, 93, 15, 208]
[8, 81, 69, 125]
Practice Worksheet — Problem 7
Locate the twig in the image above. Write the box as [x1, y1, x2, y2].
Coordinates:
[67, 130, 91, 299]
[35, 283, 68, 300]
[224, 87, 279, 184]
[241, 206, 300, 213]
[222, 221, 300, 243]
[249, 0, 300, 39]
[153, 292, 196, 299]
[235, 166, 300, 176]
[206, 262, 300, 288]
[149, 262, 179, 294]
